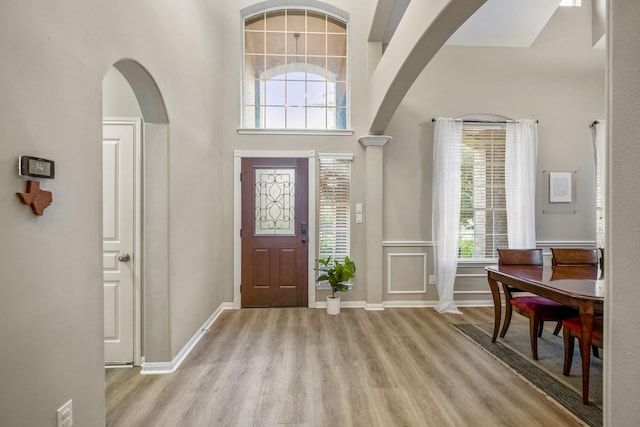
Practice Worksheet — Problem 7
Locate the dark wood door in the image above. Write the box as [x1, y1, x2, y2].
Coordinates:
[241, 158, 308, 307]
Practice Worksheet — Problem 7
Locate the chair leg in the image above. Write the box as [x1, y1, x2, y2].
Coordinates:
[499, 299, 514, 338]
[530, 316, 540, 360]
[578, 338, 591, 405]
[563, 326, 574, 376]
[552, 320, 562, 336]
[538, 320, 544, 337]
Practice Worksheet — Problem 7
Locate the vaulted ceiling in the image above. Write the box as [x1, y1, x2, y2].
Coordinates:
[370, 0, 602, 49]
[365, 0, 605, 134]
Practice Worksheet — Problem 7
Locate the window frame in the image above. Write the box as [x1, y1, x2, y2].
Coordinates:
[458, 125, 508, 262]
[239, 5, 353, 134]
[317, 153, 353, 287]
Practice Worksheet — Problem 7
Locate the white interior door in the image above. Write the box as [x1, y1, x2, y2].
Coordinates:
[103, 119, 139, 364]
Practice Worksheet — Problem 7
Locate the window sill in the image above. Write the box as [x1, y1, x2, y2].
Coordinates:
[457, 258, 499, 266]
[237, 128, 355, 136]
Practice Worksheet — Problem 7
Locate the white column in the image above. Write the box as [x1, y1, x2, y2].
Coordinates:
[358, 135, 392, 310]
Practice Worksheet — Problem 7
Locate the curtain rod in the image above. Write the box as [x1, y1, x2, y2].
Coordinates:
[430, 118, 539, 124]
[590, 120, 600, 127]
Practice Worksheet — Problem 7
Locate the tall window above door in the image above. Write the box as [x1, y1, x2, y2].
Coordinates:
[243, 9, 348, 130]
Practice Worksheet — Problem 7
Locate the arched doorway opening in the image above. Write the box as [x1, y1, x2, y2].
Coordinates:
[102, 59, 170, 366]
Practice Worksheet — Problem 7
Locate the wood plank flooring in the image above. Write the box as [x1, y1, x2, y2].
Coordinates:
[106, 307, 585, 426]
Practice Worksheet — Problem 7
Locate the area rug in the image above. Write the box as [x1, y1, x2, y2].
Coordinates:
[454, 322, 602, 427]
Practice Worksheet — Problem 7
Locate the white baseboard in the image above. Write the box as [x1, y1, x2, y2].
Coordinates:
[315, 300, 366, 309]
[312, 300, 493, 310]
[383, 300, 493, 308]
[140, 302, 234, 375]
[454, 299, 493, 307]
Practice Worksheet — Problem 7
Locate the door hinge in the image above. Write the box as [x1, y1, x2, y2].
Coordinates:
[239, 172, 242, 181]
[239, 284, 242, 293]
[240, 228, 242, 237]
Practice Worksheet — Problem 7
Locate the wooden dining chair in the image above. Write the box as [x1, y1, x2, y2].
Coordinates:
[562, 316, 603, 404]
[497, 248, 578, 360]
[551, 247, 598, 266]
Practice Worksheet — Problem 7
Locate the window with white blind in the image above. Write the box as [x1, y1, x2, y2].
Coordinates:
[243, 9, 348, 130]
[594, 123, 606, 248]
[459, 127, 508, 259]
[318, 155, 352, 263]
[596, 168, 604, 248]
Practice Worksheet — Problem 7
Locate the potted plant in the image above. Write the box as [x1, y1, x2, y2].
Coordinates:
[315, 256, 356, 315]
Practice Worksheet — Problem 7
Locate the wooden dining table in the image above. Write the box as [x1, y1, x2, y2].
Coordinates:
[486, 264, 604, 404]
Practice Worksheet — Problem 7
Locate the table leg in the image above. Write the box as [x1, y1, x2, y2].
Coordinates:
[578, 300, 595, 405]
[487, 275, 502, 343]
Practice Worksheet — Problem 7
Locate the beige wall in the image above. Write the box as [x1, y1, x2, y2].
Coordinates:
[382, 4, 605, 303]
[217, 0, 378, 304]
[0, 1, 224, 425]
[607, 1, 640, 424]
[103, 68, 143, 118]
[2, 0, 639, 425]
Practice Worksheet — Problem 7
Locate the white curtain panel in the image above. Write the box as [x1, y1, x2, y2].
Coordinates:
[432, 118, 463, 314]
[505, 120, 538, 249]
[593, 121, 606, 248]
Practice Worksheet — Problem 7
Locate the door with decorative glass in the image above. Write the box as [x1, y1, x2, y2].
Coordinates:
[241, 158, 308, 306]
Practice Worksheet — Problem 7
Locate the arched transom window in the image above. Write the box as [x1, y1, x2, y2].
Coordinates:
[243, 9, 348, 130]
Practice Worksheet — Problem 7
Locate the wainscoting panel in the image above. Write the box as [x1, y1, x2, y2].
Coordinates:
[387, 253, 427, 294]
[380, 240, 594, 305]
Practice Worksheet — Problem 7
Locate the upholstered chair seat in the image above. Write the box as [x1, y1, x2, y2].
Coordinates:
[511, 296, 578, 318]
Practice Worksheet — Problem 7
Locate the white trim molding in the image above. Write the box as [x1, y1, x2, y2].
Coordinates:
[240, 0, 350, 21]
[141, 303, 234, 375]
[383, 300, 437, 308]
[452, 299, 493, 307]
[358, 135, 392, 147]
[315, 300, 366, 309]
[383, 240, 433, 247]
[237, 128, 354, 136]
[382, 299, 492, 308]
[364, 303, 385, 311]
[387, 253, 427, 294]
[318, 152, 354, 161]
[234, 149, 315, 158]
[536, 240, 597, 249]
[382, 240, 595, 249]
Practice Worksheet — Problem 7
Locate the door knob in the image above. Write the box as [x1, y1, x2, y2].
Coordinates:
[118, 253, 131, 262]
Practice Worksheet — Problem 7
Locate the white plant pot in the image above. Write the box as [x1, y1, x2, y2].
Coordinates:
[326, 295, 341, 315]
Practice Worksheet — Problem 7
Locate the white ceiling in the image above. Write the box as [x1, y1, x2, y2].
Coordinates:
[380, 0, 577, 48]
[446, 0, 562, 47]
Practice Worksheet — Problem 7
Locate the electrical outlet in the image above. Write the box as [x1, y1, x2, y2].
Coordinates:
[428, 275, 435, 285]
[57, 399, 73, 427]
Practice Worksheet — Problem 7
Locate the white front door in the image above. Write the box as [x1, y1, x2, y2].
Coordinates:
[103, 119, 139, 364]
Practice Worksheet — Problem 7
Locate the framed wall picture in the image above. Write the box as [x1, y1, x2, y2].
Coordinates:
[549, 172, 572, 203]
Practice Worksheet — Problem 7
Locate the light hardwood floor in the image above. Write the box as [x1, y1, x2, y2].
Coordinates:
[106, 307, 585, 426]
